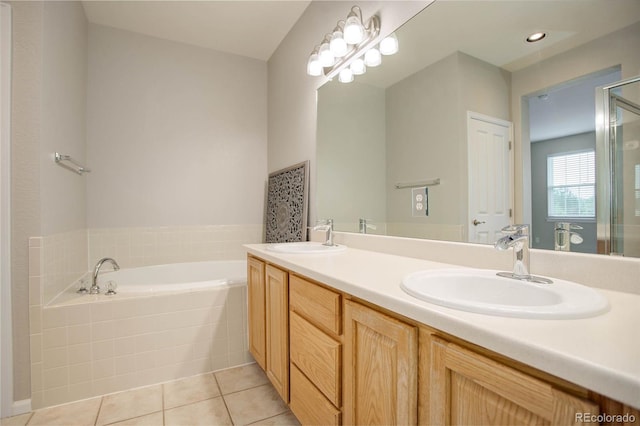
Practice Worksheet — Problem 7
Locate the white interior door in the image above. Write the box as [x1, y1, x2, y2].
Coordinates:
[467, 112, 513, 244]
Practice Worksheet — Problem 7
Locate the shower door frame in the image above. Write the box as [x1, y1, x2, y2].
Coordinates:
[595, 74, 640, 255]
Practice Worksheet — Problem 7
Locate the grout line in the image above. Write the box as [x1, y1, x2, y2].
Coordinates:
[22, 411, 35, 426]
[212, 372, 235, 425]
[94, 396, 104, 426]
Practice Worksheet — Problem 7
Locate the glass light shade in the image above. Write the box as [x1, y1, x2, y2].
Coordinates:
[364, 48, 381, 67]
[350, 58, 366, 75]
[306, 53, 322, 76]
[344, 15, 365, 44]
[318, 42, 335, 67]
[330, 31, 348, 57]
[338, 68, 354, 83]
[379, 33, 399, 55]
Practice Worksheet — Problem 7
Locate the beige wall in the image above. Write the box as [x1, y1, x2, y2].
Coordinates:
[86, 24, 267, 229]
[385, 52, 510, 239]
[317, 81, 387, 232]
[10, 0, 43, 403]
[267, 1, 430, 224]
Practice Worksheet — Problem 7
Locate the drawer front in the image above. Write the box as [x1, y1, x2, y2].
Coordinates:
[290, 364, 341, 426]
[290, 311, 341, 406]
[290, 274, 341, 335]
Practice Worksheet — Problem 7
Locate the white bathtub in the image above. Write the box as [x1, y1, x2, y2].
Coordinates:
[98, 260, 247, 294]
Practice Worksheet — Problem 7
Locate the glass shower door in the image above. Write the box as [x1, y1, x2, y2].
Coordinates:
[599, 76, 640, 256]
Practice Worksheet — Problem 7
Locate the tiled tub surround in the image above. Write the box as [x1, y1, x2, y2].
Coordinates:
[88, 225, 264, 270]
[29, 282, 250, 409]
[28, 224, 260, 410]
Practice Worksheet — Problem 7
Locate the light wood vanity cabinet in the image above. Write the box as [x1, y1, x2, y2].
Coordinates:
[247, 256, 289, 402]
[289, 274, 343, 425]
[343, 300, 418, 425]
[247, 255, 638, 425]
[427, 334, 599, 425]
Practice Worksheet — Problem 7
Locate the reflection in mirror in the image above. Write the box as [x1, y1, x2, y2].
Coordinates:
[316, 0, 640, 256]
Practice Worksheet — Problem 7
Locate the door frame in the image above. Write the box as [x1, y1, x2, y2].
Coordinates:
[466, 111, 514, 243]
[595, 74, 640, 255]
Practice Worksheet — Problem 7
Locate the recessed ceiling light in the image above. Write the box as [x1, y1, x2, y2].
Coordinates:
[526, 32, 547, 43]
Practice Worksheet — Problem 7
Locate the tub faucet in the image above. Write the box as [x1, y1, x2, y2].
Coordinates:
[313, 219, 335, 246]
[90, 257, 120, 294]
[494, 224, 552, 284]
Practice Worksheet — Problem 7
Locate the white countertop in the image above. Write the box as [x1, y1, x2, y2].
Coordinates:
[245, 243, 640, 409]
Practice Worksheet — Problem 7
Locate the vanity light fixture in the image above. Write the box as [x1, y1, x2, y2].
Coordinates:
[526, 31, 547, 43]
[306, 5, 399, 83]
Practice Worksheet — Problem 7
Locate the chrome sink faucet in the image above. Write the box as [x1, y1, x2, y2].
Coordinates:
[90, 257, 120, 294]
[494, 224, 552, 284]
[313, 219, 335, 246]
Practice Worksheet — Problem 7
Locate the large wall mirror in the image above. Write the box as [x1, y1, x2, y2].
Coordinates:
[316, 0, 640, 257]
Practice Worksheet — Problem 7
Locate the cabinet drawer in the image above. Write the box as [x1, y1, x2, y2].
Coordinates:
[290, 274, 341, 335]
[290, 364, 341, 426]
[290, 311, 341, 406]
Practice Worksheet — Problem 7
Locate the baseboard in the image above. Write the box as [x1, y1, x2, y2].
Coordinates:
[12, 399, 31, 416]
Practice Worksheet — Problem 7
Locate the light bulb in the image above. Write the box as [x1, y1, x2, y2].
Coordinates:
[307, 53, 322, 76]
[364, 48, 381, 67]
[344, 14, 365, 44]
[330, 30, 348, 57]
[338, 68, 354, 83]
[318, 41, 335, 67]
[379, 33, 398, 55]
[350, 58, 366, 75]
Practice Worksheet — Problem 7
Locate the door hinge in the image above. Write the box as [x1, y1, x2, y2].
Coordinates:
[509, 208, 512, 218]
[508, 141, 512, 150]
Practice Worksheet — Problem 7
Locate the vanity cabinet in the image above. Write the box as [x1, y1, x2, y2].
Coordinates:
[343, 300, 418, 425]
[247, 257, 266, 369]
[247, 256, 289, 402]
[289, 274, 343, 425]
[247, 254, 638, 426]
[427, 335, 599, 425]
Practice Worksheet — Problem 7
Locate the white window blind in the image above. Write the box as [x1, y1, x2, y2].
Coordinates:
[547, 150, 595, 218]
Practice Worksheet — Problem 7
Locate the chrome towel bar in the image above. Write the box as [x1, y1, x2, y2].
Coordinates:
[395, 178, 440, 189]
[54, 152, 91, 175]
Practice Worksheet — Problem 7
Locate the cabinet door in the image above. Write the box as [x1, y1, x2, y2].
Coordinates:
[266, 264, 289, 402]
[247, 257, 266, 370]
[430, 336, 599, 425]
[344, 300, 418, 425]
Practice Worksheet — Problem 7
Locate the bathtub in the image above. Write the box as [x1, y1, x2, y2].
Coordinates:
[36, 259, 251, 408]
[98, 260, 247, 294]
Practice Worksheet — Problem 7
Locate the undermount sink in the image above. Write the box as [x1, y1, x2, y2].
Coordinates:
[401, 268, 608, 319]
[266, 241, 347, 254]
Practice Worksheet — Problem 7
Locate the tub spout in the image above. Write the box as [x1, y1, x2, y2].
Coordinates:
[90, 257, 120, 294]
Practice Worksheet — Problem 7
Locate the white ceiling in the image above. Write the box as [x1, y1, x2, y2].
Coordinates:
[81, 1, 311, 61]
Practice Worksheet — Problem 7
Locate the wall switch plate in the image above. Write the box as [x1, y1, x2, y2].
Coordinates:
[412, 187, 428, 217]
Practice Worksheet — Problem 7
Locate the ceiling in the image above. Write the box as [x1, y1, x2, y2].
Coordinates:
[81, 1, 311, 61]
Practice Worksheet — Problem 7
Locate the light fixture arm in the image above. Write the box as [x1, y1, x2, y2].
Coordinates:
[325, 14, 380, 80]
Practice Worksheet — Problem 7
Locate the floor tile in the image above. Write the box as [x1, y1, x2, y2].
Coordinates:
[247, 411, 301, 426]
[224, 384, 289, 426]
[27, 398, 101, 426]
[215, 363, 269, 395]
[106, 411, 163, 426]
[0, 413, 33, 426]
[163, 373, 221, 409]
[164, 397, 231, 426]
[96, 385, 162, 426]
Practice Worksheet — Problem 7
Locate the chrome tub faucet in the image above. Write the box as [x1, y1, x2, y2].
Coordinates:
[90, 257, 120, 294]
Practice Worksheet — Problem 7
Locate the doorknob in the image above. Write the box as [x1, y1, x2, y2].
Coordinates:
[472, 219, 486, 226]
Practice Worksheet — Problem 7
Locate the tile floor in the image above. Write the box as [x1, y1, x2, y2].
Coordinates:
[1, 363, 300, 426]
